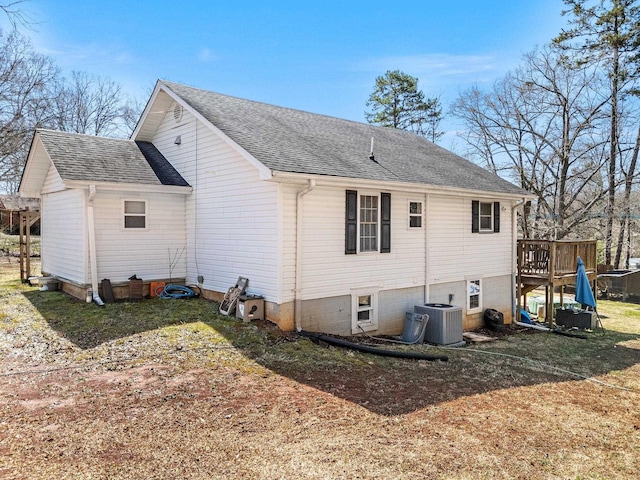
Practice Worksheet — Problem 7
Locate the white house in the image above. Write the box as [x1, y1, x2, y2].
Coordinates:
[19, 80, 532, 335]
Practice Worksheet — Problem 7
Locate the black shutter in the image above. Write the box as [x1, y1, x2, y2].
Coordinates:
[381, 192, 391, 253]
[493, 202, 500, 233]
[345, 190, 357, 254]
[472, 200, 479, 233]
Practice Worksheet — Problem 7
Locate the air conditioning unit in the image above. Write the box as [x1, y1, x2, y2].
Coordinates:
[414, 303, 463, 345]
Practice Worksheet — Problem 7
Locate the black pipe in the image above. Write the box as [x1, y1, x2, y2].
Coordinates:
[300, 331, 448, 362]
[552, 329, 588, 340]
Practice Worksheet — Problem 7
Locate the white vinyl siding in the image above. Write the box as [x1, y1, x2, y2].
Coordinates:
[288, 186, 425, 301]
[428, 195, 511, 284]
[42, 163, 65, 194]
[41, 189, 87, 283]
[92, 191, 186, 282]
[151, 108, 281, 301]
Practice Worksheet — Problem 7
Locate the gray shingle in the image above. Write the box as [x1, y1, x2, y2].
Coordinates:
[37, 130, 188, 187]
[162, 81, 527, 196]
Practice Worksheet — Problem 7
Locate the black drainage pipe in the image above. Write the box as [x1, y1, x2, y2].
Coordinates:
[300, 331, 448, 362]
[552, 329, 588, 340]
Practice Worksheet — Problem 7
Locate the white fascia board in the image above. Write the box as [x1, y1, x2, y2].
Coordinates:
[130, 80, 165, 141]
[269, 171, 535, 201]
[18, 132, 53, 198]
[63, 180, 193, 195]
[156, 82, 273, 181]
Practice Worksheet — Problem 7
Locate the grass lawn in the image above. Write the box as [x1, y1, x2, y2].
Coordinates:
[1, 256, 640, 479]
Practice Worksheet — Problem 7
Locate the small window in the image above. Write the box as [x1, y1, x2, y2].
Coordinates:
[479, 202, 493, 231]
[409, 201, 423, 228]
[467, 279, 482, 314]
[471, 200, 500, 233]
[351, 289, 379, 333]
[124, 200, 146, 229]
[357, 295, 373, 322]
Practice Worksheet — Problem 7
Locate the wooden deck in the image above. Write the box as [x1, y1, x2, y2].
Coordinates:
[517, 239, 598, 327]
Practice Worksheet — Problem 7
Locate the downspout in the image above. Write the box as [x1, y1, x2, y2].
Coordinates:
[511, 198, 526, 322]
[87, 185, 105, 306]
[424, 193, 430, 303]
[294, 179, 316, 331]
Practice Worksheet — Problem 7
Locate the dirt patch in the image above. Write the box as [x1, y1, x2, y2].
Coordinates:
[2, 256, 640, 479]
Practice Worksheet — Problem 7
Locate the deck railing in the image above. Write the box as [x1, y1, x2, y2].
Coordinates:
[518, 239, 597, 279]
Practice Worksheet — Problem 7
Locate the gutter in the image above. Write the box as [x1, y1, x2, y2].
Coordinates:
[270, 171, 535, 202]
[87, 185, 105, 306]
[294, 179, 316, 331]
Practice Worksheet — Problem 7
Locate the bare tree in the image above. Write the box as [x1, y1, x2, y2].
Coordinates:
[0, 29, 59, 193]
[53, 71, 132, 138]
[554, 0, 640, 265]
[452, 46, 611, 240]
[1, 1, 33, 30]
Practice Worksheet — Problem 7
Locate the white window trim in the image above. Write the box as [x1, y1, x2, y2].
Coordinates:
[479, 201, 494, 232]
[357, 192, 380, 253]
[351, 287, 379, 334]
[467, 278, 483, 314]
[122, 199, 147, 230]
[408, 200, 423, 229]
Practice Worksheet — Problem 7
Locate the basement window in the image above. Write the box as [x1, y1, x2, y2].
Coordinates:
[123, 200, 146, 229]
[351, 288, 379, 334]
[467, 278, 482, 314]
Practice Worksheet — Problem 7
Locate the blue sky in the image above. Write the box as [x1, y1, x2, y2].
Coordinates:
[4, 0, 568, 149]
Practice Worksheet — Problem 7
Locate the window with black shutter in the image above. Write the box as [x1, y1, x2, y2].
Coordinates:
[345, 190, 391, 254]
[472, 200, 500, 233]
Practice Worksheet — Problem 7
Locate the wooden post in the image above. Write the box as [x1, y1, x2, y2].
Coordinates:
[25, 211, 31, 281]
[516, 241, 522, 322]
[19, 211, 25, 282]
[18, 209, 39, 283]
[547, 241, 557, 328]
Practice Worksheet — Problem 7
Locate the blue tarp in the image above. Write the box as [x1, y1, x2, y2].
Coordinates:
[575, 256, 596, 308]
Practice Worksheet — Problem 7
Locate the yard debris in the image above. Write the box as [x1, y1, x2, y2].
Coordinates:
[463, 331, 497, 343]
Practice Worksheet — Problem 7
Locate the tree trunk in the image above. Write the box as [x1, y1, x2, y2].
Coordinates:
[605, 23, 620, 266]
[614, 123, 640, 268]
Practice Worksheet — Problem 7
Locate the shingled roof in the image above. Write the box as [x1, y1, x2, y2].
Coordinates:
[161, 81, 527, 196]
[36, 129, 189, 187]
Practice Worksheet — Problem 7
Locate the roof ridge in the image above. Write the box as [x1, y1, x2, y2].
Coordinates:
[160, 80, 391, 132]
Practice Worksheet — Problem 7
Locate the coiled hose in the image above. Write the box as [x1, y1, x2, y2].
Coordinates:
[157, 284, 201, 299]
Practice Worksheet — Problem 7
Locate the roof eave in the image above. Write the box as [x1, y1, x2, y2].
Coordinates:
[63, 179, 193, 195]
[269, 170, 535, 200]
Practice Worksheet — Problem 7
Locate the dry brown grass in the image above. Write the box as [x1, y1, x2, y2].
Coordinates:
[1, 256, 640, 479]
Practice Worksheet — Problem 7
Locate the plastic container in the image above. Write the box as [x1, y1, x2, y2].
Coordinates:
[402, 312, 427, 343]
[483, 308, 504, 331]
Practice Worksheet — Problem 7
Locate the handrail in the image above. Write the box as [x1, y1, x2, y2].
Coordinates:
[518, 240, 597, 278]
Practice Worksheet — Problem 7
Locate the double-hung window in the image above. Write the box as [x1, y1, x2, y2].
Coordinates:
[351, 288, 379, 333]
[471, 200, 500, 233]
[467, 278, 482, 314]
[409, 201, 423, 228]
[359, 195, 378, 252]
[345, 190, 391, 254]
[123, 200, 146, 229]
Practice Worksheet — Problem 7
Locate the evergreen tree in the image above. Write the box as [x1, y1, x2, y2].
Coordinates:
[365, 70, 443, 143]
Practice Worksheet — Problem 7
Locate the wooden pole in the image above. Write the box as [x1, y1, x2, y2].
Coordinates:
[548, 242, 557, 328]
[19, 212, 25, 282]
[25, 211, 31, 281]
